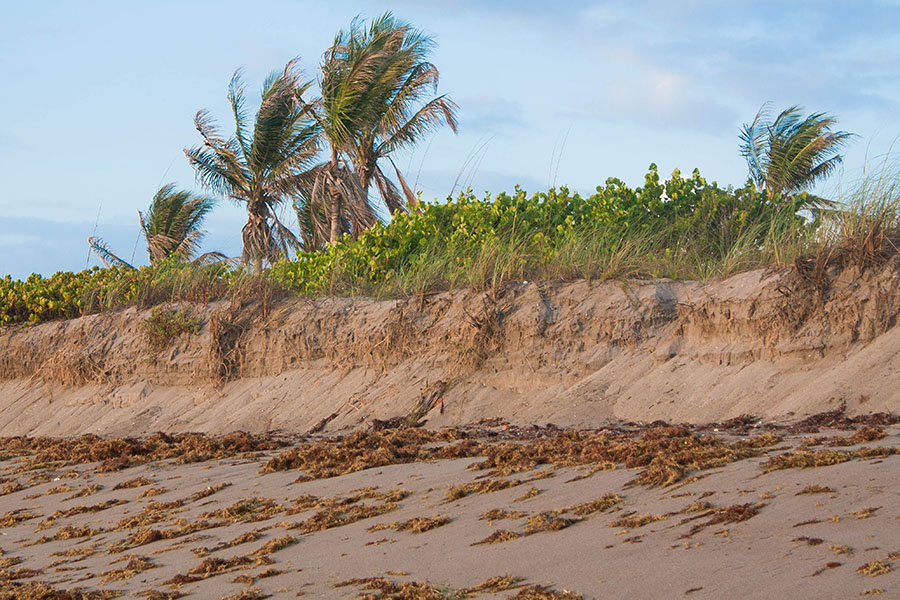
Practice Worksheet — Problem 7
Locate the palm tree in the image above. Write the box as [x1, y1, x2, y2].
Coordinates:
[139, 183, 217, 263]
[345, 13, 458, 213]
[740, 103, 855, 199]
[184, 59, 319, 268]
[88, 184, 218, 268]
[306, 13, 457, 246]
[307, 18, 385, 246]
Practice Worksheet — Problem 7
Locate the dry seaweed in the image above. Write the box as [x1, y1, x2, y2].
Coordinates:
[480, 509, 528, 521]
[63, 484, 103, 500]
[34, 525, 103, 543]
[445, 479, 522, 502]
[249, 535, 298, 556]
[0, 432, 285, 472]
[216, 588, 269, 600]
[113, 477, 154, 490]
[193, 529, 265, 557]
[201, 498, 283, 523]
[515, 487, 541, 501]
[190, 482, 231, 502]
[508, 585, 583, 600]
[608, 513, 666, 529]
[524, 513, 580, 534]
[681, 503, 765, 537]
[762, 447, 897, 471]
[472, 530, 520, 545]
[368, 516, 451, 534]
[796, 485, 836, 495]
[262, 425, 781, 489]
[558, 494, 623, 516]
[0, 580, 123, 599]
[0, 509, 40, 528]
[290, 501, 399, 533]
[857, 560, 892, 576]
[100, 556, 156, 583]
[462, 575, 525, 594]
[186, 555, 254, 576]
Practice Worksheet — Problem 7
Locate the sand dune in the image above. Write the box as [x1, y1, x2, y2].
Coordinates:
[1, 267, 900, 437]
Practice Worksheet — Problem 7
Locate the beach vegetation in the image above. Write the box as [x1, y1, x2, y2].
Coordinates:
[140, 305, 201, 353]
[740, 103, 854, 199]
[184, 60, 319, 269]
[302, 12, 457, 247]
[89, 184, 219, 269]
[3, 162, 900, 328]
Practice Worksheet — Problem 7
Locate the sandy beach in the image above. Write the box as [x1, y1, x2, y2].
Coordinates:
[1, 417, 898, 599]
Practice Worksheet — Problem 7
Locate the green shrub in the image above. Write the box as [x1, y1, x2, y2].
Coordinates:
[271, 164, 815, 294]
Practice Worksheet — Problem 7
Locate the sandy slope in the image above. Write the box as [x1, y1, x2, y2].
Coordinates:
[1, 266, 900, 437]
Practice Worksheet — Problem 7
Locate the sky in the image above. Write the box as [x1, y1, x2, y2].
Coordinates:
[1, 0, 899, 278]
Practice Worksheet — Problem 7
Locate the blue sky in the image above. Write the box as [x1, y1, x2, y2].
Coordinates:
[2, 0, 899, 278]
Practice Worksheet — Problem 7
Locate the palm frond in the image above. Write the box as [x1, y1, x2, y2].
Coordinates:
[320, 23, 398, 148]
[190, 251, 232, 266]
[139, 184, 218, 263]
[739, 103, 771, 189]
[88, 236, 135, 269]
[740, 103, 855, 198]
[389, 157, 419, 209]
[373, 164, 405, 214]
[170, 229, 206, 261]
[184, 136, 249, 200]
[318, 13, 456, 228]
[376, 95, 458, 156]
[228, 70, 252, 159]
[374, 62, 440, 135]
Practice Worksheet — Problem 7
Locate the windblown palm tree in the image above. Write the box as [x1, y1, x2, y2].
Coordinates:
[740, 104, 855, 199]
[346, 13, 458, 213]
[185, 59, 319, 268]
[306, 19, 384, 246]
[88, 184, 218, 268]
[305, 12, 457, 246]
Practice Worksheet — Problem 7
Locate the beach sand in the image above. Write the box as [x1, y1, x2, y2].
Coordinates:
[1, 420, 897, 599]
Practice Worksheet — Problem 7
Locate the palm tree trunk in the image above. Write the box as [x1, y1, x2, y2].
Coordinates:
[329, 190, 342, 245]
[359, 163, 372, 209]
[243, 205, 267, 271]
[329, 149, 342, 245]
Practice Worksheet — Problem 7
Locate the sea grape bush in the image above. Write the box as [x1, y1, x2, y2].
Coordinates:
[0, 259, 234, 326]
[0, 267, 121, 326]
[272, 165, 812, 292]
[1, 166, 813, 327]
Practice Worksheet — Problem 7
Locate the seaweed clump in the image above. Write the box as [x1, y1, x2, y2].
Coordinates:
[0, 431, 285, 472]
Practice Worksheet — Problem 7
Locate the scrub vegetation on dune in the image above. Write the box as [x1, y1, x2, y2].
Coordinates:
[6, 164, 900, 327]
